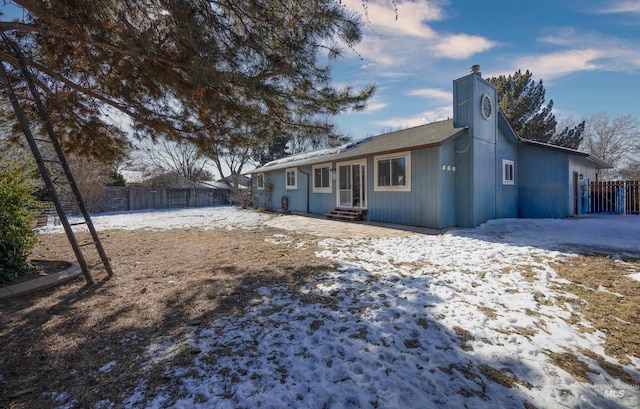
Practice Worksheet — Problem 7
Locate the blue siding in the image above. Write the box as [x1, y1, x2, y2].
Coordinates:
[308, 163, 337, 215]
[367, 148, 441, 228]
[518, 145, 568, 218]
[453, 78, 473, 128]
[284, 168, 308, 213]
[268, 169, 287, 210]
[251, 174, 271, 209]
[471, 76, 498, 226]
[453, 72, 499, 227]
[472, 133, 497, 225]
[496, 129, 518, 218]
[454, 132, 473, 227]
[251, 71, 603, 228]
[453, 75, 476, 227]
[439, 142, 457, 228]
[308, 191, 335, 214]
[252, 168, 309, 212]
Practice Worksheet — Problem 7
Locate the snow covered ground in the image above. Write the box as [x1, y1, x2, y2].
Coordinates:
[37, 206, 273, 233]
[40, 207, 640, 408]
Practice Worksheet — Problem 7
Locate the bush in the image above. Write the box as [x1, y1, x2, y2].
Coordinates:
[0, 168, 40, 283]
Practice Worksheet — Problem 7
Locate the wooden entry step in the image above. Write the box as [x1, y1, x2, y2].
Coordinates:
[325, 208, 366, 222]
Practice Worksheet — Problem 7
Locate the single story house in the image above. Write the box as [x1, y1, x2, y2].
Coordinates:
[250, 67, 610, 229]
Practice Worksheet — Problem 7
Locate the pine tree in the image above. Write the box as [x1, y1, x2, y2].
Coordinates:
[0, 1, 375, 162]
[488, 70, 583, 149]
[549, 121, 585, 149]
[258, 135, 290, 165]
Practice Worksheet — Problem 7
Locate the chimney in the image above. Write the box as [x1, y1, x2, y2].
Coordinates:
[470, 64, 481, 76]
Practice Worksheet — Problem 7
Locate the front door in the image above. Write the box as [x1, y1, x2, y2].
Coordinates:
[337, 161, 366, 209]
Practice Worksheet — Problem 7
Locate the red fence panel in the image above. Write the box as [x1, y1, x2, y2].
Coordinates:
[590, 181, 640, 215]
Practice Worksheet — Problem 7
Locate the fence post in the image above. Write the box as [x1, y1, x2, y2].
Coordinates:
[620, 182, 626, 215]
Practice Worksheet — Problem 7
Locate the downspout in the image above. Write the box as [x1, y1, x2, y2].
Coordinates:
[298, 168, 310, 213]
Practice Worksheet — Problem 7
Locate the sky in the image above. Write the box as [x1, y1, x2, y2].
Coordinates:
[1, 0, 638, 167]
[37, 206, 640, 408]
[332, 0, 640, 139]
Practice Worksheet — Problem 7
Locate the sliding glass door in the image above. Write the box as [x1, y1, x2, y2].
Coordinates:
[337, 161, 366, 209]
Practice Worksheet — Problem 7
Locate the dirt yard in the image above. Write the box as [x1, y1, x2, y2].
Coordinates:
[1, 221, 638, 408]
[0, 227, 335, 408]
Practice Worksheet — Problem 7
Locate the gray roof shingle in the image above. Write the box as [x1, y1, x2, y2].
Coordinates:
[255, 119, 467, 172]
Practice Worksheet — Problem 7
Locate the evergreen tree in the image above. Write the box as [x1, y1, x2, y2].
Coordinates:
[108, 170, 127, 187]
[488, 70, 583, 149]
[258, 134, 290, 165]
[0, 1, 375, 162]
[549, 121, 585, 150]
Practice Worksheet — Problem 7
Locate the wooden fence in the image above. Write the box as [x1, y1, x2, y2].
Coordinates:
[86, 186, 230, 213]
[589, 180, 640, 215]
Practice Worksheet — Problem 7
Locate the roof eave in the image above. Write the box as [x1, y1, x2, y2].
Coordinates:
[519, 138, 613, 169]
[498, 110, 612, 169]
[251, 125, 468, 173]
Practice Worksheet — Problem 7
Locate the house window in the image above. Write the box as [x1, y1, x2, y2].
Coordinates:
[502, 160, 514, 185]
[286, 168, 297, 189]
[312, 164, 332, 193]
[374, 152, 411, 192]
[255, 173, 265, 190]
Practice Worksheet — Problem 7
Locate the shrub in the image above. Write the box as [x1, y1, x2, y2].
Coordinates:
[0, 168, 40, 283]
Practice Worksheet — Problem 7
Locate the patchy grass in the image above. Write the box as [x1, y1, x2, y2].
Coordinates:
[453, 325, 475, 351]
[478, 364, 533, 390]
[476, 305, 499, 320]
[545, 349, 599, 384]
[551, 255, 640, 365]
[578, 347, 639, 387]
[2, 228, 639, 408]
[491, 326, 539, 340]
[0, 228, 333, 408]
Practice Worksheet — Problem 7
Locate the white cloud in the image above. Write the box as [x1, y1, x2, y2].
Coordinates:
[406, 88, 451, 102]
[373, 105, 452, 129]
[363, 101, 389, 113]
[377, 71, 415, 79]
[595, 1, 640, 14]
[507, 27, 640, 80]
[343, 0, 443, 39]
[340, 0, 498, 70]
[433, 34, 497, 59]
[515, 49, 603, 80]
[357, 35, 411, 66]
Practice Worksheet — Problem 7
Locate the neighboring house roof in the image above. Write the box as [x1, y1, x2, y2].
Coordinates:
[253, 119, 467, 173]
[218, 174, 251, 188]
[120, 170, 147, 185]
[143, 172, 194, 188]
[199, 180, 230, 189]
[131, 171, 225, 189]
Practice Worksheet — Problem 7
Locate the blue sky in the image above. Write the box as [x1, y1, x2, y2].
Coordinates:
[333, 0, 640, 140]
[2, 1, 638, 145]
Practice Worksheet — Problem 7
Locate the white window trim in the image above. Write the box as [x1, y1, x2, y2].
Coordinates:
[502, 159, 514, 185]
[255, 173, 265, 190]
[312, 163, 333, 194]
[285, 167, 298, 190]
[374, 151, 411, 192]
[335, 160, 367, 209]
